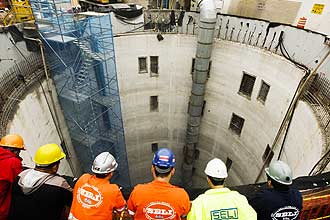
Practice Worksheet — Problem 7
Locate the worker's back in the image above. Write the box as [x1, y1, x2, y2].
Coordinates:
[0, 147, 22, 219]
[128, 180, 190, 220]
[188, 187, 257, 220]
[249, 160, 303, 220]
[188, 188, 257, 220]
[9, 169, 72, 220]
[69, 173, 126, 220]
[249, 187, 302, 220]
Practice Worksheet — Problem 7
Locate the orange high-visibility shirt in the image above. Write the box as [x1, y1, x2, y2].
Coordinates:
[69, 174, 126, 220]
[127, 180, 190, 220]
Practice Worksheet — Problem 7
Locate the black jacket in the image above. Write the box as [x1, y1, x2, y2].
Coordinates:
[249, 187, 302, 220]
[9, 169, 73, 220]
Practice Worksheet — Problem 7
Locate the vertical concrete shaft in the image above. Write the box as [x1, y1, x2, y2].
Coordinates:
[182, 0, 216, 187]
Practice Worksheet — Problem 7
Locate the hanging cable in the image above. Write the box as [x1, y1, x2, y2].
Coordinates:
[309, 148, 330, 175]
[277, 31, 309, 72]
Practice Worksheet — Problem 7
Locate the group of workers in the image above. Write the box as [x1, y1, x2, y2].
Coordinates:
[0, 133, 303, 220]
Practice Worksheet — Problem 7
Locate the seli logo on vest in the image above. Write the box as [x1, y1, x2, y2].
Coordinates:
[271, 206, 300, 220]
[77, 183, 103, 208]
[143, 201, 176, 220]
[210, 208, 238, 220]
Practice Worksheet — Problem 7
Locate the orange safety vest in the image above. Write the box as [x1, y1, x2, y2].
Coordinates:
[127, 180, 191, 220]
[69, 174, 126, 220]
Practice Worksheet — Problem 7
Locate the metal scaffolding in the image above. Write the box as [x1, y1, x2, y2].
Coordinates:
[29, 0, 131, 187]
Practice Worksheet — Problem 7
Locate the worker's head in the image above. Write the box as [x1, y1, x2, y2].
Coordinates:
[265, 160, 292, 189]
[204, 158, 228, 187]
[152, 148, 175, 178]
[34, 143, 65, 173]
[0, 134, 25, 156]
[92, 152, 118, 179]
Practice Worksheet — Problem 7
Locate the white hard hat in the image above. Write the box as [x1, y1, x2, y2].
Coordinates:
[204, 158, 228, 178]
[265, 160, 292, 185]
[92, 152, 118, 174]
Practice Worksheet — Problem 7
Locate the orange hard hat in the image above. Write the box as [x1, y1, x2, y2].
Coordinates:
[0, 134, 25, 150]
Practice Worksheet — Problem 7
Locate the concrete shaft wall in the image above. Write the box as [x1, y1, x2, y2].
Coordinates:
[0, 31, 76, 176]
[1, 32, 324, 186]
[114, 34, 194, 185]
[7, 80, 75, 176]
[0, 32, 32, 73]
[115, 34, 323, 187]
[282, 101, 323, 177]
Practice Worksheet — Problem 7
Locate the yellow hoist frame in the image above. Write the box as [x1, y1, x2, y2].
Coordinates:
[3, 0, 34, 26]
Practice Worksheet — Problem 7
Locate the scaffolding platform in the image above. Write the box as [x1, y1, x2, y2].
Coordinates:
[46, 34, 77, 43]
[30, 0, 131, 187]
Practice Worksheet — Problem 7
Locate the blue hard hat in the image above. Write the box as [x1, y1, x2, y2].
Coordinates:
[152, 148, 175, 170]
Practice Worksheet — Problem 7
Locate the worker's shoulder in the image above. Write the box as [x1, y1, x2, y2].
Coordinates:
[254, 188, 278, 199]
[227, 190, 251, 201]
[229, 189, 247, 196]
[131, 182, 149, 191]
[169, 185, 188, 194]
[196, 189, 247, 201]
[107, 183, 121, 191]
[3, 154, 21, 165]
[46, 174, 73, 191]
[80, 173, 92, 179]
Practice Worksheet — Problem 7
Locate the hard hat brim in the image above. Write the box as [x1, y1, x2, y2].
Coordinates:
[91, 162, 118, 174]
[0, 143, 26, 150]
[265, 167, 292, 185]
[154, 165, 172, 174]
[34, 151, 65, 166]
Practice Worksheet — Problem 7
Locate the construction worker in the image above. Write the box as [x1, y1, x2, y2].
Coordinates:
[68, 152, 126, 220]
[127, 148, 190, 220]
[188, 158, 257, 220]
[8, 143, 73, 220]
[0, 134, 25, 220]
[249, 160, 302, 220]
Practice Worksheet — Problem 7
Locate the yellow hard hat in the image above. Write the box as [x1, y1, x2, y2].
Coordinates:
[33, 143, 65, 166]
[0, 134, 25, 150]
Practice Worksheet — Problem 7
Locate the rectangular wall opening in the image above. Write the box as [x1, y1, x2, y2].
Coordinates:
[226, 157, 233, 171]
[150, 96, 159, 112]
[151, 143, 158, 152]
[191, 58, 195, 75]
[229, 113, 245, 136]
[207, 60, 212, 78]
[138, 57, 147, 73]
[150, 56, 159, 77]
[257, 80, 270, 103]
[262, 144, 274, 166]
[201, 100, 206, 116]
[239, 71, 256, 98]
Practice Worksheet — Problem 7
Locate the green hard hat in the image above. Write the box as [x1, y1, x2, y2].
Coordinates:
[265, 160, 293, 185]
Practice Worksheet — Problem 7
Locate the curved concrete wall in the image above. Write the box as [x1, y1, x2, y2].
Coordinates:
[0, 31, 324, 187]
[7, 80, 74, 176]
[192, 40, 310, 186]
[0, 32, 32, 74]
[282, 101, 323, 178]
[115, 33, 323, 187]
